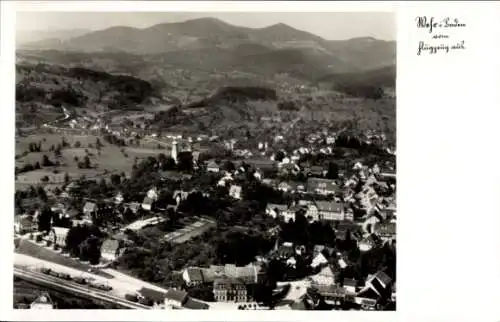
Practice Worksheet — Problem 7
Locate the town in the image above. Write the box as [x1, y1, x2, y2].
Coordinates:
[14, 12, 396, 311]
[14, 113, 396, 310]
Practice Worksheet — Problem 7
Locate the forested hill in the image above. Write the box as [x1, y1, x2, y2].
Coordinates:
[16, 63, 159, 111]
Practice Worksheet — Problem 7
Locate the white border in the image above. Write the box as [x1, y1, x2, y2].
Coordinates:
[3, 1, 500, 322]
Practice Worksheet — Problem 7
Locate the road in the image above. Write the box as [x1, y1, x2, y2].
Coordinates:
[14, 267, 150, 309]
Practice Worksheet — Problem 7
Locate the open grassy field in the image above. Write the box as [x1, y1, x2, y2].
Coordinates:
[15, 133, 165, 188]
[15, 239, 114, 279]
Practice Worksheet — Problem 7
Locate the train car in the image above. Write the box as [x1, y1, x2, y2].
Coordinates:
[40, 268, 51, 275]
[125, 294, 138, 302]
[89, 281, 113, 291]
[59, 273, 72, 280]
[48, 270, 60, 278]
[73, 276, 87, 285]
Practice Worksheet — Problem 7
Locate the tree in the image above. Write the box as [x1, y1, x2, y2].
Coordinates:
[84, 156, 91, 169]
[222, 160, 236, 172]
[163, 157, 176, 171]
[275, 151, 285, 162]
[79, 236, 102, 265]
[74, 141, 81, 148]
[64, 172, 70, 185]
[37, 207, 53, 232]
[326, 162, 339, 179]
[176, 152, 193, 172]
[55, 144, 62, 157]
[110, 174, 121, 186]
[41, 155, 53, 167]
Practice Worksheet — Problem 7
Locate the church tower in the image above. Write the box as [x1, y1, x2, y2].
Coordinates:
[171, 140, 178, 163]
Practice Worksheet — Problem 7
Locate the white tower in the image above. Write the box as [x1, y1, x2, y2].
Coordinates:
[171, 140, 178, 163]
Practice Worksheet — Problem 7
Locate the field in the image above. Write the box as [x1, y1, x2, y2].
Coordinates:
[15, 238, 114, 279]
[15, 133, 165, 189]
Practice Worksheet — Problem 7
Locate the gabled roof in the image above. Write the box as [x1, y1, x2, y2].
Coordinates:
[31, 292, 53, 306]
[183, 298, 209, 310]
[318, 265, 335, 278]
[83, 201, 97, 213]
[370, 270, 392, 286]
[311, 253, 328, 268]
[307, 178, 337, 191]
[101, 239, 120, 253]
[165, 289, 188, 303]
[266, 203, 288, 212]
[375, 222, 396, 236]
[315, 201, 344, 213]
[139, 287, 168, 303]
[343, 278, 357, 287]
[142, 196, 154, 205]
[185, 267, 204, 282]
[207, 160, 219, 167]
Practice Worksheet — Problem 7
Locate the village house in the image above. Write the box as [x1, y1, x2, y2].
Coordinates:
[304, 165, 326, 178]
[48, 226, 70, 248]
[126, 202, 141, 214]
[313, 284, 346, 306]
[206, 161, 220, 173]
[114, 192, 124, 205]
[275, 242, 296, 260]
[307, 178, 337, 195]
[374, 222, 396, 242]
[343, 278, 357, 294]
[146, 187, 159, 201]
[183, 298, 210, 310]
[316, 201, 345, 221]
[100, 239, 122, 262]
[311, 265, 336, 286]
[182, 267, 206, 286]
[286, 256, 297, 268]
[14, 215, 36, 235]
[173, 190, 191, 205]
[137, 287, 167, 309]
[355, 271, 393, 309]
[265, 203, 288, 218]
[281, 206, 301, 222]
[30, 293, 54, 309]
[182, 263, 261, 286]
[229, 185, 242, 200]
[310, 252, 329, 270]
[82, 201, 97, 221]
[142, 196, 154, 211]
[358, 234, 380, 252]
[164, 289, 189, 309]
[213, 278, 250, 303]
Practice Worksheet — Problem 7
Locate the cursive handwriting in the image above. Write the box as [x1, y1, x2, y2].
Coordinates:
[417, 40, 465, 56]
[416, 16, 466, 34]
[416, 16, 438, 34]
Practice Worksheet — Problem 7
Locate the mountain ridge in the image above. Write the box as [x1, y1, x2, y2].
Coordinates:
[18, 17, 395, 72]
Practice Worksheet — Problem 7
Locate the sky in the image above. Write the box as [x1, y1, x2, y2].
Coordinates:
[16, 12, 395, 41]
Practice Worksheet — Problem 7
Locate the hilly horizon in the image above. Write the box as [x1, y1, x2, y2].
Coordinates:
[19, 17, 396, 73]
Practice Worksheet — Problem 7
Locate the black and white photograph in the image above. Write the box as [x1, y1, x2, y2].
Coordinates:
[13, 10, 396, 311]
